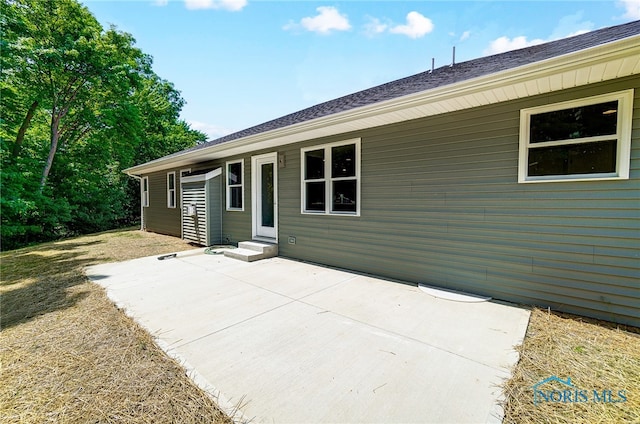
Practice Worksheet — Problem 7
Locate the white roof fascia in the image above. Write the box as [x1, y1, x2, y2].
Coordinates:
[180, 167, 221, 183]
[125, 35, 640, 176]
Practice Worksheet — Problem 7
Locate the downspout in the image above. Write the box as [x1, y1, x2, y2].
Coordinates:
[126, 172, 144, 231]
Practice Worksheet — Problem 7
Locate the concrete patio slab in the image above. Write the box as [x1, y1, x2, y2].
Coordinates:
[86, 250, 530, 424]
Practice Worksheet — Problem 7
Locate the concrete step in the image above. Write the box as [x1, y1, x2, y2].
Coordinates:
[223, 248, 265, 262]
[224, 241, 278, 262]
[237, 241, 278, 256]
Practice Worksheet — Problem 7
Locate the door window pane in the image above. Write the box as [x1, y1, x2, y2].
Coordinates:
[305, 182, 325, 211]
[332, 144, 355, 178]
[261, 163, 274, 227]
[332, 180, 357, 212]
[305, 149, 324, 179]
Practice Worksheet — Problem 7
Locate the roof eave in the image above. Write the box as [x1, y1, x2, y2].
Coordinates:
[125, 34, 640, 176]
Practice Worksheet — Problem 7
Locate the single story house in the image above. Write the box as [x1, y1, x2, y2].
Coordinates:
[126, 21, 640, 327]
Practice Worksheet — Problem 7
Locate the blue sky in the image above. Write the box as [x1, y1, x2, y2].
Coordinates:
[83, 1, 640, 140]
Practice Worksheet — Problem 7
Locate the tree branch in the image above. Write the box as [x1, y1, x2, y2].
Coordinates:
[12, 100, 39, 159]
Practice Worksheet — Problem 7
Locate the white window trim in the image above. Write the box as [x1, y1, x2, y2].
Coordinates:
[180, 168, 192, 177]
[167, 172, 176, 208]
[518, 89, 633, 183]
[141, 176, 149, 208]
[226, 159, 244, 211]
[300, 138, 361, 216]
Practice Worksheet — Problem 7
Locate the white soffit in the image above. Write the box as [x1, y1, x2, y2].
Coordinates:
[126, 36, 640, 175]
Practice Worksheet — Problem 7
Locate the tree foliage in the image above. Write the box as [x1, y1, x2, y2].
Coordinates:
[1, 0, 206, 250]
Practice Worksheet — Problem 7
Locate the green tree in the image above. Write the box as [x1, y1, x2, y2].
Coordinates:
[1, 0, 205, 250]
[7, 0, 152, 189]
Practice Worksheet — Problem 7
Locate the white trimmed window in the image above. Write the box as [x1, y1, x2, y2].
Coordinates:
[226, 159, 244, 210]
[167, 172, 176, 208]
[301, 138, 361, 216]
[518, 90, 633, 183]
[141, 176, 149, 207]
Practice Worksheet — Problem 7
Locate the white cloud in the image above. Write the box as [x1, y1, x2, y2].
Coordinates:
[459, 30, 471, 41]
[548, 11, 593, 40]
[619, 0, 640, 18]
[153, 0, 169, 6]
[363, 16, 388, 37]
[184, 0, 247, 11]
[389, 11, 434, 39]
[187, 120, 234, 139]
[285, 6, 351, 34]
[484, 12, 595, 55]
[566, 29, 590, 37]
[484, 35, 545, 55]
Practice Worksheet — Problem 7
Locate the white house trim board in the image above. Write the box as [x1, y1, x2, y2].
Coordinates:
[180, 168, 221, 183]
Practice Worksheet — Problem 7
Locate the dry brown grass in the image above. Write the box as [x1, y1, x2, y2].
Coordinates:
[503, 307, 640, 424]
[2, 229, 639, 423]
[1, 229, 233, 423]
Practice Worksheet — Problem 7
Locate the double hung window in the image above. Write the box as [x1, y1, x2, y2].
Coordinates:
[167, 172, 176, 208]
[301, 139, 360, 215]
[519, 90, 633, 183]
[226, 159, 244, 210]
[141, 176, 149, 207]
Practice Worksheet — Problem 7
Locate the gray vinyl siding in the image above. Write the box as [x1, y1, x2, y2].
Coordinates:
[143, 171, 181, 237]
[277, 76, 639, 327]
[207, 176, 223, 245]
[143, 166, 225, 244]
[139, 76, 639, 326]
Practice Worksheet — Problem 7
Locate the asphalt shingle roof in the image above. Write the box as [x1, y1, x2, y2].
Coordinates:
[176, 20, 640, 157]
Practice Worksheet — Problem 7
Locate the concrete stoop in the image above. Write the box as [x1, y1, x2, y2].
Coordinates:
[224, 241, 278, 262]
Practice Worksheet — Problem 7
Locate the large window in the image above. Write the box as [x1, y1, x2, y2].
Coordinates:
[141, 176, 149, 207]
[167, 172, 176, 208]
[301, 138, 361, 216]
[518, 90, 633, 183]
[226, 159, 244, 210]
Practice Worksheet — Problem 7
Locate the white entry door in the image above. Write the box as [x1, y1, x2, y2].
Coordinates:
[252, 153, 278, 241]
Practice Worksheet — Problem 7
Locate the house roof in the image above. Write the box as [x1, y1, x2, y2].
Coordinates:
[126, 20, 640, 175]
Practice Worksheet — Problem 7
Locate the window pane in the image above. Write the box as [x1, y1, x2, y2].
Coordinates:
[168, 174, 175, 189]
[332, 180, 357, 213]
[305, 181, 325, 211]
[228, 162, 242, 185]
[261, 163, 274, 227]
[305, 149, 324, 180]
[530, 101, 618, 143]
[230, 187, 242, 209]
[332, 144, 355, 178]
[528, 140, 617, 177]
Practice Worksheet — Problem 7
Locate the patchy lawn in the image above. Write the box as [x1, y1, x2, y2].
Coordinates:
[502, 308, 640, 424]
[1, 229, 233, 423]
[1, 229, 638, 423]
